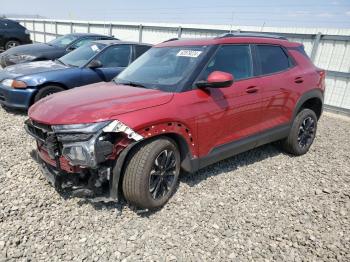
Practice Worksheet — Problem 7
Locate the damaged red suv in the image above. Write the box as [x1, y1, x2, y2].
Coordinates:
[25, 33, 325, 209]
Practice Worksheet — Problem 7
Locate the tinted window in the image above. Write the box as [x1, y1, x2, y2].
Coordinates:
[199, 45, 252, 81]
[135, 45, 152, 59]
[256, 45, 291, 75]
[98, 45, 131, 67]
[59, 43, 106, 67]
[48, 35, 79, 48]
[71, 37, 97, 49]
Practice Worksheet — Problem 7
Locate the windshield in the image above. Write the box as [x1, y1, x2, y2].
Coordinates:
[48, 35, 79, 48]
[58, 43, 105, 67]
[115, 46, 208, 92]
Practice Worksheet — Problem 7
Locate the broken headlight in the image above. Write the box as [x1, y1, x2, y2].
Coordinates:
[52, 120, 143, 168]
[53, 121, 111, 167]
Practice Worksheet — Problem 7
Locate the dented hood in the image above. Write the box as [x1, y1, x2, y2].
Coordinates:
[29, 82, 173, 125]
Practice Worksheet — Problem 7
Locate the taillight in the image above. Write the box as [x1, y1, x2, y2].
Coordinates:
[317, 69, 326, 90]
[317, 69, 326, 78]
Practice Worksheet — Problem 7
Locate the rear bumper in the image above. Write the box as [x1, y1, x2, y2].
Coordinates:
[0, 84, 36, 109]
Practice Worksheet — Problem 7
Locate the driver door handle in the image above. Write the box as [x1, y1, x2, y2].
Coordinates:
[246, 86, 259, 94]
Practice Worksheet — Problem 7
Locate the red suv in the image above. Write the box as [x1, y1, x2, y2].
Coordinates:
[25, 33, 325, 210]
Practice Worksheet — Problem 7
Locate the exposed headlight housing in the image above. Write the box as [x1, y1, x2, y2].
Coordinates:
[61, 140, 97, 167]
[52, 120, 143, 168]
[1, 79, 27, 89]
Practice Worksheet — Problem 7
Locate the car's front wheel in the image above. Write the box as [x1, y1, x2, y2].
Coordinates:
[282, 108, 318, 156]
[5, 40, 21, 50]
[34, 85, 65, 103]
[122, 137, 180, 210]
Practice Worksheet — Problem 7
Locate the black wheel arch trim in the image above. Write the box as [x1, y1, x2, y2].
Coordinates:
[109, 134, 194, 201]
[292, 89, 324, 120]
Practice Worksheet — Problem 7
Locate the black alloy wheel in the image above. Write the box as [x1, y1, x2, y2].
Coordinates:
[149, 149, 177, 200]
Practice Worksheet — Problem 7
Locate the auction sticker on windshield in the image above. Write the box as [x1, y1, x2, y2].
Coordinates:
[177, 50, 202, 58]
[91, 45, 100, 52]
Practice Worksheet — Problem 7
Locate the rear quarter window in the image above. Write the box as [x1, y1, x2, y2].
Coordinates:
[256, 45, 293, 75]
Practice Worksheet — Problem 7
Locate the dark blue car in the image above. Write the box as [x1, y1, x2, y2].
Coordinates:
[0, 40, 152, 109]
[0, 33, 116, 68]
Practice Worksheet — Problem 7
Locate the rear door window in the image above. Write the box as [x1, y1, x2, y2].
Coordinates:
[199, 45, 253, 81]
[98, 45, 131, 67]
[256, 45, 292, 75]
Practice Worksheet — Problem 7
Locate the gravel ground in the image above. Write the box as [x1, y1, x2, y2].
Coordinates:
[0, 107, 349, 262]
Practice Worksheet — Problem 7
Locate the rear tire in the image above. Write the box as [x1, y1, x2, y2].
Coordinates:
[122, 138, 180, 210]
[5, 40, 20, 50]
[282, 108, 318, 156]
[34, 85, 65, 103]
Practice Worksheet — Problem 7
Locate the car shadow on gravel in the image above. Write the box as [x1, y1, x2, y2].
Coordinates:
[29, 143, 286, 216]
[180, 143, 284, 187]
[1, 106, 27, 116]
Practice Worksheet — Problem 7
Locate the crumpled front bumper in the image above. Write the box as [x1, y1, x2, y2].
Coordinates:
[25, 119, 143, 202]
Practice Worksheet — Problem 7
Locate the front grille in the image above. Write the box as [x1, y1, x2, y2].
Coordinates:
[0, 92, 4, 102]
[32, 120, 52, 132]
[25, 119, 53, 142]
[25, 119, 60, 160]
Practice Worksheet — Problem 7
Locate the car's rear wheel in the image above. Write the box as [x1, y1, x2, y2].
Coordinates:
[34, 85, 65, 103]
[122, 138, 180, 209]
[5, 40, 21, 50]
[282, 108, 318, 156]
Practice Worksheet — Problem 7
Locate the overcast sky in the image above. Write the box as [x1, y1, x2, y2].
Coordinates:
[1, 0, 350, 28]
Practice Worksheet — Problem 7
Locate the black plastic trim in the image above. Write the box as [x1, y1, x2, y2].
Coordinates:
[186, 124, 291, 173]
[292, 89, 324, 119]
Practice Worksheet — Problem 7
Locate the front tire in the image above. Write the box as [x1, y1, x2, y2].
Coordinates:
[34, 85, 65, 103]
[282, 108, 318, 156]
[122, 138, 180, 210]
[5, 40, 20, 50]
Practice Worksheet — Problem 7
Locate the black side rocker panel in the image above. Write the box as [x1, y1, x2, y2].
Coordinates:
[188, 124, 291, 173]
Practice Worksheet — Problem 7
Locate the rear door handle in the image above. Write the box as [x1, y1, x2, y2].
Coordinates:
[246, 86, 259, 94]
[295, 77, 304, 84]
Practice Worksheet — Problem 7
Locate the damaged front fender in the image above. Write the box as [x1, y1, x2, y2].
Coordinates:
[103, 120, 144, 141]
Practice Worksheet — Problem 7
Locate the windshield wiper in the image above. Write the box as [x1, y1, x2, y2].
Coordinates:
[55, 59, 66, 66]
[113, 79, 146, 88]
[56, 59, 77, 67]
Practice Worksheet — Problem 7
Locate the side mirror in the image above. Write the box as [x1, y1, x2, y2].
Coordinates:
[88, 59, 103, 69]
[66, 46, 76, 52]
[196, 71, 234, 88]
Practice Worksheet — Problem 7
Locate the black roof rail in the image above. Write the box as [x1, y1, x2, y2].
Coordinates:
[215, 33, 288, 40]
[162, 38, 179, 43]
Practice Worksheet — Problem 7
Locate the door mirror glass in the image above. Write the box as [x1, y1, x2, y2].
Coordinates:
[88, 59, 103, 69]
[66, 46, 76, 52]
[196, 71, 234, 88]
